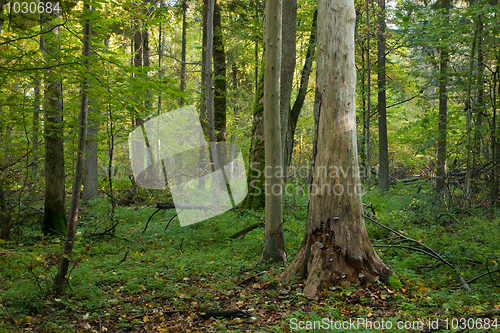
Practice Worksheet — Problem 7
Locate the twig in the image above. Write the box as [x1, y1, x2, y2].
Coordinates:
[118, 250, 130, 264]
[365, 213, 471, 291]
[466, 267, 500, 285]
[0, 301, 21, 332]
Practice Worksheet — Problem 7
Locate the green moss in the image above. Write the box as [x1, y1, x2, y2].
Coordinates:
[387, 274, 402, 289]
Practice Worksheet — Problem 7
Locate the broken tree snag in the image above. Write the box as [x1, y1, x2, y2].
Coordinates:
[279, 0, 393, 298]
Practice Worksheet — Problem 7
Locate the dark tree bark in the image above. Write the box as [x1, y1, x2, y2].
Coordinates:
[377, 0, 389, 193]
[283, 9, 317, 176]
[213, 0, 226, 142]
[365, 0, 372, 186]
[280, 0, 392, 297]
[280, 0, 296, 176]
[32, 73, 41, 175]
[53, 3, 91, 295]
[242, 67, 265, 209]
[0, 182, 10, 240]
[244, 4, 316, 208]
[472, 18, 484, 194]
[435, 0, 450, 192]
[41, 1, 67, 236]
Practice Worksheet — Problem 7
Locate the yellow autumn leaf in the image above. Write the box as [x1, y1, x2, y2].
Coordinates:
[143, 316, 149, 322]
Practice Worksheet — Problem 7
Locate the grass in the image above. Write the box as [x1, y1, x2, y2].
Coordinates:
[0, 182, 499, 332]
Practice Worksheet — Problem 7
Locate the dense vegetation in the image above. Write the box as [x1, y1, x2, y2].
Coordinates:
[1, 0, 499, 331]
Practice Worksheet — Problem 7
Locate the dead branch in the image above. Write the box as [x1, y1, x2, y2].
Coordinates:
[364, 211, 471, 291]
[229, 222, 264, 239]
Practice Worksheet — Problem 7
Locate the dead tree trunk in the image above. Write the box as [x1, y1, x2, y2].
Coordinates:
[280, 0, 392, 297]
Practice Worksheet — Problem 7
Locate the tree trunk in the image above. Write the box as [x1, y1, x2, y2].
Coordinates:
[280, 0, 296, 178]
[0, 0, 5, 35]
[82, 27, 99, 202]
[213, 0, 226, 142]
[41, 1, 67, 236]
[283, 8, 317, 178]
[377, 0, 389, 193]
[32, 73, 41, 174]
[0, 181, 10, 240]
[491, 57, 499, 201]
[436, 49, 448, 192]
[365, 0, 371, 187]
[435, 0, 450, 192]
[465, 19, 479, 202]
[359, 39, 367, 170]
[82, 100, 98, 202]
[262, 0, 285, 263]
[198, 0, 208, 191]
[53, 3, 91, 295]
[280, 0, 392, 297]
[472, 18, 484, 194]
[242, 67, 266, 209]
[180, 0, 187, 106]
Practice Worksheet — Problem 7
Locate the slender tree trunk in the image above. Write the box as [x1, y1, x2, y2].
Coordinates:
[198, 0, 208, 191]
[435, 0, 450, 192]
[205, 0, 223, 202]
[53, 4, 91, 295]
[472, 18, 484, 194]
[41, 1, 67, 236]
[180, 0, 187, 106]
[262, 0, 285, 263]
[491, 57, 499, 201]
[32, 74, 41, 174]
[280, 0, 392, 297]
[0, 182, 10, 240]
[360, 43, 367, 169]
[213, 0, 226, 141]
[206, 0, 216, 145]
[436, 48, 448, 192]
[284, 9, 317, 175]
[143, 27, 151, 113]
[377, 0, 389, 193]
[82, 27, 99, 202]
[82, 101, 98, 202]
[465, 19, 479, 202]
[365, 0, 371, 187]
[280, 0, 296, 179]
[243, 67, 265, 209]
[0, 0, 5, 35]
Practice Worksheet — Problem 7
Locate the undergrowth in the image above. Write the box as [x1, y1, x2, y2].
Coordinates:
[0, 182, 498, 332]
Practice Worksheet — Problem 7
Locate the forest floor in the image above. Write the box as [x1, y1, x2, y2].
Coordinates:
[0, 182, 499, 332]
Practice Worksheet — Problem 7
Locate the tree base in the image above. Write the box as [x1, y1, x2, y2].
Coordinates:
[280, 223, 391, 297]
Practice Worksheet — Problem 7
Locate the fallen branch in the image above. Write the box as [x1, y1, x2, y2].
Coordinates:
[0, 249, 16, 255]
[466, 267, 500, 285]
[229, 222, 264, 239]
[364, 212, 471, 291]
[200, 310, 251, 319]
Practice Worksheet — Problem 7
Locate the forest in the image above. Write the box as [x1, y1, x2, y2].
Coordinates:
[0, 0, 499, 331]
